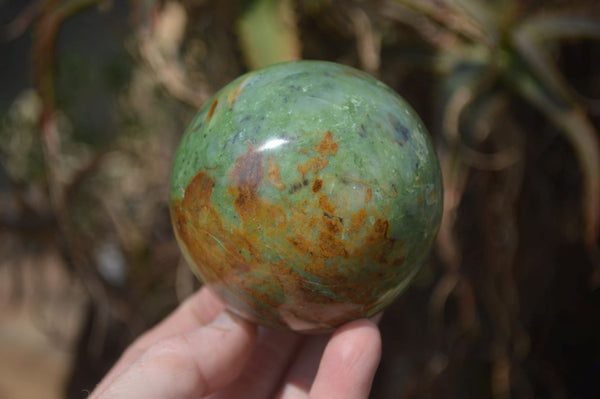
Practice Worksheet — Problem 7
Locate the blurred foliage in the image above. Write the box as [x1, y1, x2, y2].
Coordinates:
[1, 0, 600, 398]
[238, 0, 301, 68]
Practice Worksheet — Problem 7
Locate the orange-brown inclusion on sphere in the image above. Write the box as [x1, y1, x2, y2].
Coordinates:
[206, 99, 218, 121]
[171, 130, 406, 328]
[297, 156, 328, 176]
[312, 179, 323, 193]
[226, 75, 253, 109]
[266, 154, 286, 190]
[351, 208, 368, 233]
[312, 130, 338, 156]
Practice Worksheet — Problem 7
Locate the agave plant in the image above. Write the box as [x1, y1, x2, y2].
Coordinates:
[375, 1, 600, 396]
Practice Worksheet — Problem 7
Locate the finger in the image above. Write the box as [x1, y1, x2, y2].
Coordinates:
[137, 286, 226, 346]
[273, 334, 330, 399]
[309, 319, 382, 399]
[94, 287, 225, 393]
[92, 311, 257, 399]
[274, 313, 384, 398]
[207, 328, 304, 399]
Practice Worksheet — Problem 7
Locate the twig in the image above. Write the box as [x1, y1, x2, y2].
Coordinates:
[349, 7, 381, 76]
[1, 0, 44, 41]
[32, 0, 131, 324]
[137, 2, 209, 109]
[386, 0, 491, 47]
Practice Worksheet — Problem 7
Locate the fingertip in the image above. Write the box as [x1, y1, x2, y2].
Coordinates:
[181, 286, 227, 326]
[334, 317, 381, 337]
[310, 319, 382, 399]
[331, 318, 382, 368]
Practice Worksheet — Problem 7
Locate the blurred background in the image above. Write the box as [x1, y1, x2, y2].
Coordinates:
[1, 0, 600, 398]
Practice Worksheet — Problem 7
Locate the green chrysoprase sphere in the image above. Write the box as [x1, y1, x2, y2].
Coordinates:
[170, 61, 442, 332]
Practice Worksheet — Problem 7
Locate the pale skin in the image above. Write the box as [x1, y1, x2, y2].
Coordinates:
[90, 286, 382, 399]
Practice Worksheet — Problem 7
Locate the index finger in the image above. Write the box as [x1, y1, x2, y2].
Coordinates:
[138, 285, 226, 345]
[94, 286, 226, 392]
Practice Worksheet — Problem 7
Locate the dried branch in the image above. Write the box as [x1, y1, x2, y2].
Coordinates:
[32, 0, 133, 324]
[1, 0, 44, 41]
[137, 2, 209, 108]
[349, 7, 381, 75]
[389, 0, 492, 46]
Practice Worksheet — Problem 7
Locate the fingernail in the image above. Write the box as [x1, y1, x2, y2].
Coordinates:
[370, 313, 383, 325]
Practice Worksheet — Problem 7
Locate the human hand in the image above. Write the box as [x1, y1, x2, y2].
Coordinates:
[89, 286, 382, 399]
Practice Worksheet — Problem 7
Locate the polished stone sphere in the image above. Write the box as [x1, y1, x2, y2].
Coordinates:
[170, 61, 442, 332]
